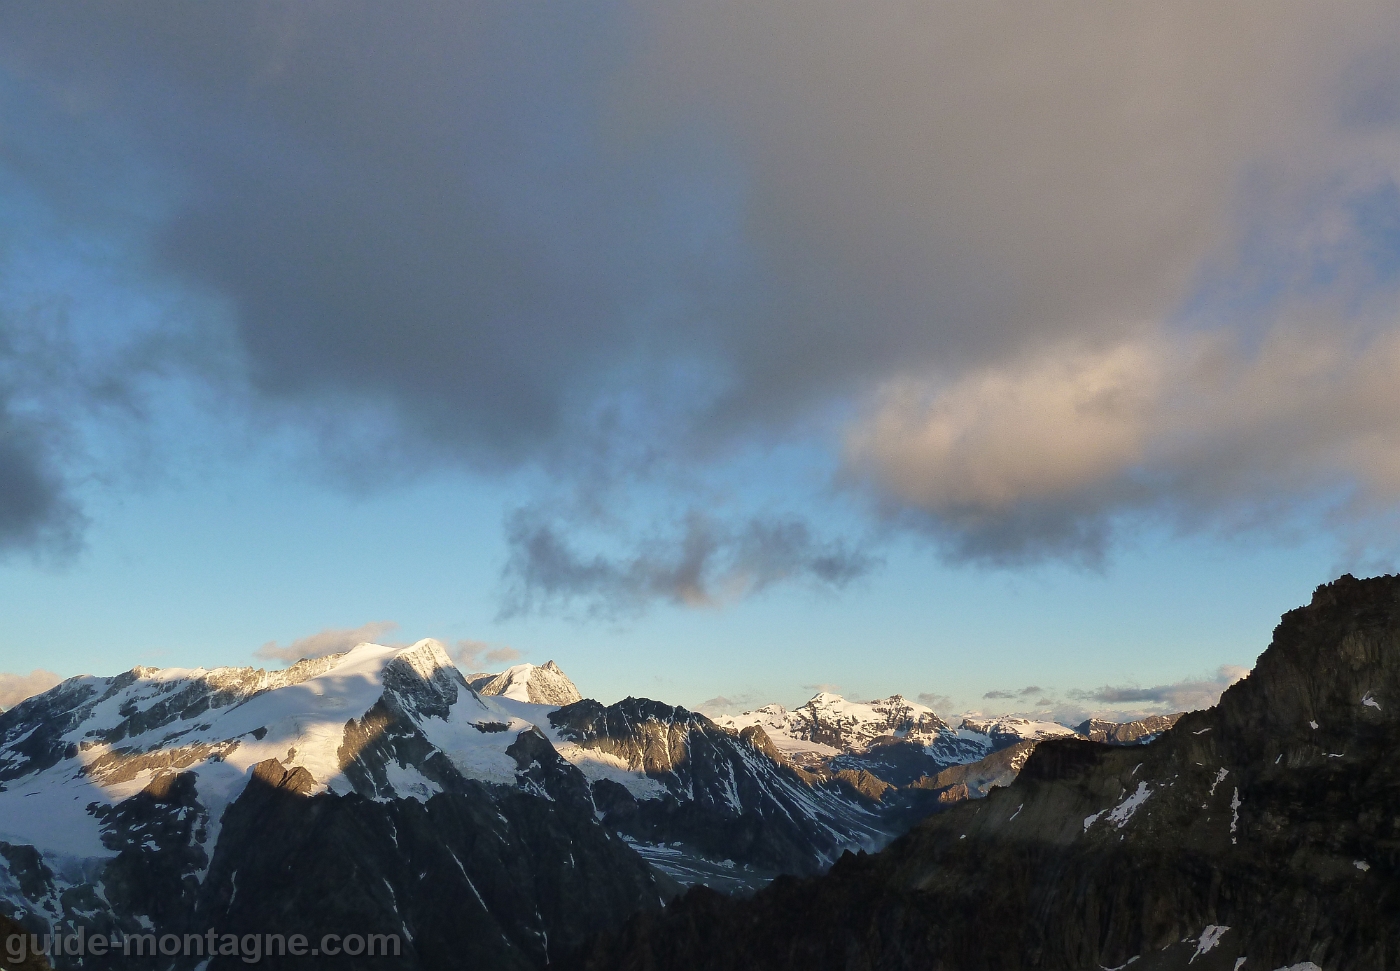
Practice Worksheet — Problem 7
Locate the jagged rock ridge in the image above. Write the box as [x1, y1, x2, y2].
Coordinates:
[570, 574, 1400, 971]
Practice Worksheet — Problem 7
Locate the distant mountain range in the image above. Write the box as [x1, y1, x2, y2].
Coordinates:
[717, 691, 1179, 789]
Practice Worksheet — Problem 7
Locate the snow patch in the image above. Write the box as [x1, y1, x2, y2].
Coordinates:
[1105, 782, 1152, 829]
[1355, 859, 1371, 872]
[1190, 925, 1229, 963]
[1209, 768, 1228, 797]
[1362, 692, 1381, 710]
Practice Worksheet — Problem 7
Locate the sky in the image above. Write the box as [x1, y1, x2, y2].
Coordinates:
[3, 2, 1400, 720]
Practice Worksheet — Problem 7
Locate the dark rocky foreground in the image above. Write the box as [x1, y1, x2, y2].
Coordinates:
[567, 574, 1400, 971]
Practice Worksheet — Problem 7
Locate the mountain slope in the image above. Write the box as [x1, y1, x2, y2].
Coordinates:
[546, 698, 893, 891]
[570, 574, 1400, 971]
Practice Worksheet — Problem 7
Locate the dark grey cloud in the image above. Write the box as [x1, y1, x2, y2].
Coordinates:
[0, 397, 81, 557]
[4, 2, 1400, 580]
[500, 508, 874, 618]
[982, 689, 1015, 700]
[1, 2, 721, 471]
[0, 305, 110, 559]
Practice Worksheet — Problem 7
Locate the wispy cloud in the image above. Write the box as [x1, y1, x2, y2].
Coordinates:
[255, 621, 399, 665]
[500, 508, 875, 617]
[451, 639, 522, 673]
[0, 669, 63, 709]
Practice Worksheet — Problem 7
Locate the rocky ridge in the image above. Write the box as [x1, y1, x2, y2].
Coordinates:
[568, 574, 1400, 971]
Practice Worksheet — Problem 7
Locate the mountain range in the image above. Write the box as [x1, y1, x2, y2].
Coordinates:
[0, 650, 1194, 969]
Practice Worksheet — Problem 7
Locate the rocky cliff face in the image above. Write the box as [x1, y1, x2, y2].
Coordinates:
[569, 574, 1400, 971]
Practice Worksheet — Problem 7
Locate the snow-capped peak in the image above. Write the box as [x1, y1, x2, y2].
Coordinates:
[0, 639, 537, 865]
[473, 660, 583, 706]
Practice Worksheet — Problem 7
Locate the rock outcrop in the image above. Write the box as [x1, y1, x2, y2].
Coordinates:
[569, 574, 1400, 971]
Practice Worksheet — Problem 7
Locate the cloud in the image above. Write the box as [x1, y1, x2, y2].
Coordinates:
[500, 508, 875, 617]
[452, 639, 523, 673]
[846, 322, 1400, 561]
[1072, 665, 1249, 713]
[916, 692, 954, 714]
[0, 397, 82, 558]
[255, 620, 399, 665]
[696, 695, 735, 714]
[0, 669, 62, 709]
[6, 2, 1400, 572]
[984, 685, 1044, 700]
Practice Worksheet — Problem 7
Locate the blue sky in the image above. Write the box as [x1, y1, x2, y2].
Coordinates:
[3, 2, 1400, 718]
